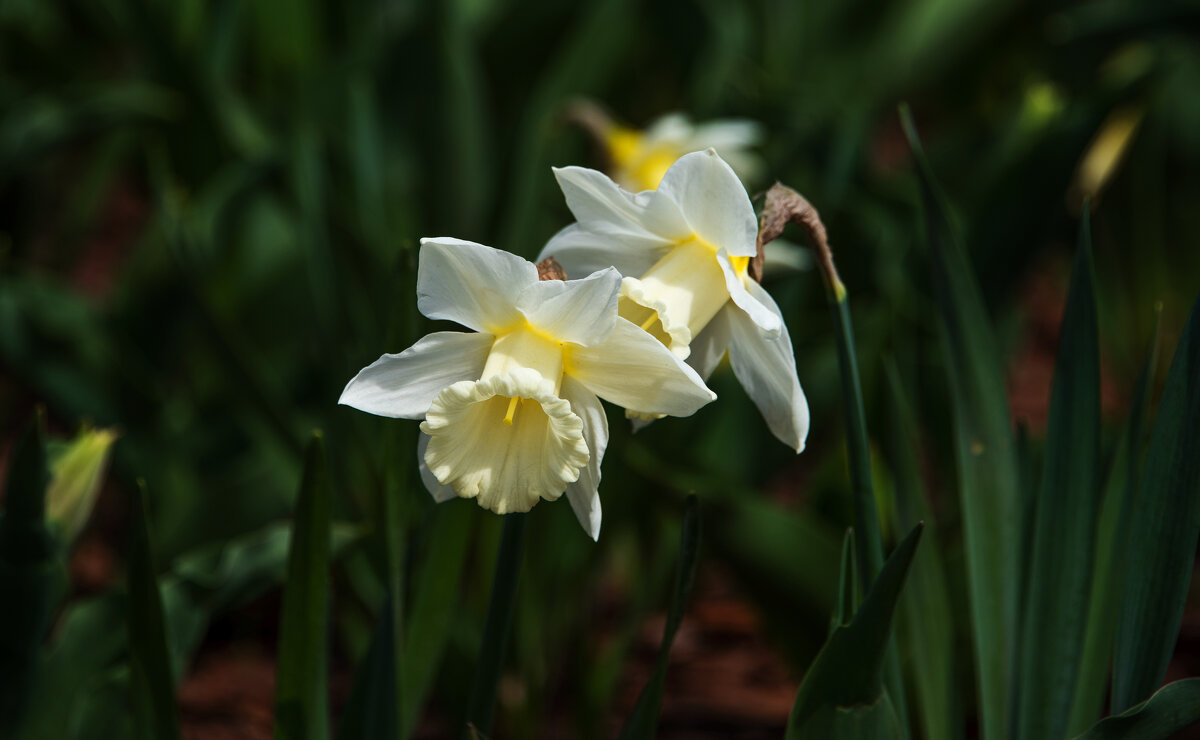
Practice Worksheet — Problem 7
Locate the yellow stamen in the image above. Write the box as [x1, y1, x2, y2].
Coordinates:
[640, 313, 659, 332]
[503, 396, 519, 426]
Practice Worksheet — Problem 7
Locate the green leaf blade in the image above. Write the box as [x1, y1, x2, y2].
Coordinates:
[1073, 679, 1200, 740]
[274, 432, 333, 740]
[1112, 291, 1200, 712]
[128, 482, 181, 740]
[901, 105, 1020, 740]
[617, 495, 702, 740]
[1068, 306, 1162, 734]
[463, 511, 528, 739]
[1015, 205, 1102, 740]
[401, 502, 474, 740]
[883, 363, 961, 740]
[0, 412, 61, 736]
[786, 523, 924, 739]
[338, 593, 398, 740]
[828, 250, 909, 737]
[831, 528, 859, 634]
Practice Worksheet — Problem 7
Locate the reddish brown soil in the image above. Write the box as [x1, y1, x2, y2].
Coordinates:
[613, 570, 798, 739]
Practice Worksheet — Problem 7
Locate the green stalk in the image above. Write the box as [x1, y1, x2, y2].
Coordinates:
[829, 289, 910, 737]
[463, 512, 528, 738]
[829, 294, 885, 581]
[758, 184, 908, 734]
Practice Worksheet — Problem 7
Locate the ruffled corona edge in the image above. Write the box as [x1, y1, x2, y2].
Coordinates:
[618, 276, 693, 359]
[421, 367, 590, 514]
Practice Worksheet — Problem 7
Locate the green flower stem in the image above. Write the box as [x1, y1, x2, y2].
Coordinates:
[829, 287, 910, 737]
[757, 183, 909, 735]
[828, 294, 885, 583]
[464, 511, 528, 738]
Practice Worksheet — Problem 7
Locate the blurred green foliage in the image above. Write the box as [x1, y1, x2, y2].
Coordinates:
[3, 0, 1200, 737]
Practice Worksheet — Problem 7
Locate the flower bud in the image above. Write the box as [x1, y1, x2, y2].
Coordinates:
[46, 428, 117, 546]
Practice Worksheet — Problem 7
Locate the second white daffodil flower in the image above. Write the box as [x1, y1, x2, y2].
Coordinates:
[539, 149, 810, 452]
[602, 113, 763, 192]
[339, 239, 715, 539]
[567, 102, 763, 192]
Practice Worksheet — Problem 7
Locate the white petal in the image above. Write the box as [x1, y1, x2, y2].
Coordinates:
[714, 149, 766, 186]
[420, 368, 589, 514]
[417, 238, 537, 333]
[687, 304, 734, 381]
[518, 268, 620, 346]
[688, 120, 763, 150]
[538, 223, 666, 279]
[656, 150, 757, 257]
[726, 281, 810, 452]
[566, 318, 715, 416]
[560, 377, 607, 540]
[339, 331, 494, 419]
[761, 238, 813, 276]
[417, 433, 458, 502]
[629, 415, 655, 434]
[718, 250, 782, 336]
[642, 113, 693, 143]
[552, 166, 690, 239]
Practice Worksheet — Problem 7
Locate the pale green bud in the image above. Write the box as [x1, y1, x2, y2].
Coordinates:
[45, 428, 118, 546]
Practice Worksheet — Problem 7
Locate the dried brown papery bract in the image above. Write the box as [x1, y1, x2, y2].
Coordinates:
[537, 256, 567, 281]
[755, 183, 843, 299]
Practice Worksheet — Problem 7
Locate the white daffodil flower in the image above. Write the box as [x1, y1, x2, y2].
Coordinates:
[539, 149, 809, 453]
[339, 239, 715, 539]
[604, 113, 763, 192]
[568, 104, 763, 192]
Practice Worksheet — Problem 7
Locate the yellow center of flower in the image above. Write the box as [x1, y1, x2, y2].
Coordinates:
[478, 325, 566, 427]
[606, 128, 641, 167]
[605, 126, 681, 191]
[617, 236, 742, 360]
[420, 325, 589, 515]
[480, 325, 565, 392]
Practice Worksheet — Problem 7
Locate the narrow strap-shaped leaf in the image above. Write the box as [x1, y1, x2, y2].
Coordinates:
[0, 412, 60, 735]
[274, 432, 333, 740]
[617, 495, 702, 740]
[830, 528, 858, 634]
[883, 362, 962, 740]
[1067, 306, 1161, 734]
[1015, 204, 1102, 740]
[402, 502, 474, 739]
[901, 104, 1020, 740]
[128, 481, 181, 740]
[1073, 679, 1200, 740]
[463, 511, 528, 738]
[786, 523, 924, 739]
[1112, 292, 1200, 711]
[1012, 422, 1036, 644]
[337, 593, 398, 740]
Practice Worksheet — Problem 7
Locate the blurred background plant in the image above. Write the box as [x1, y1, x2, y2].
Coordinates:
[2, 0, 1199, 738]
